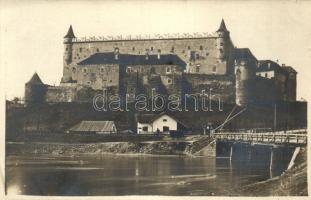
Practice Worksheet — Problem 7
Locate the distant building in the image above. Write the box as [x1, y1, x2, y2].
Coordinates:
[68, 120, 117, 134]
[137, 113, 186, 134]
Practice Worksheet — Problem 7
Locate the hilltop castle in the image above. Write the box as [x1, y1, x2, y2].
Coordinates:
[25, 20, 297, 107]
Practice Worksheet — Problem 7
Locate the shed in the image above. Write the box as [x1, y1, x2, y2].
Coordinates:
[68, 120, 117, 134]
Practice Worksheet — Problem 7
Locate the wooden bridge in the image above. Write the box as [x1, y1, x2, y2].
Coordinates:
[213, 130, 307, 146]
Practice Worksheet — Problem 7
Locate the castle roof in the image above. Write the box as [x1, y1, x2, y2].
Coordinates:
[217, 19, 228, 32]
[64, 25, 76, 38]
[282, 66, 297, 74]
[77, 52, 187, 69]
[234, 48, 257, 62]
[26, 72, 44, 84]
[257, 60, 285, 73]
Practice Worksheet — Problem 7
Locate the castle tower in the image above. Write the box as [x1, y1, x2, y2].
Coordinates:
[62, 25, 76, 83]
[216, 19, 230, 62]
[25, 73, 47, 106]
[235, 60, 255, 106]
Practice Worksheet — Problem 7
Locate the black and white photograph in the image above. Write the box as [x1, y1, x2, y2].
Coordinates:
[1, 0, 309, 198]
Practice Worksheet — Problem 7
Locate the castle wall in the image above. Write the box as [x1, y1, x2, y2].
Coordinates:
[46, 86, 77, 103]
[184, 74, 235, 103]
[75, 64, 119, 90]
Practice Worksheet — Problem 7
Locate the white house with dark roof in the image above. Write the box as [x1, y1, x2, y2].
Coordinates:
[137, 113, 186, 134]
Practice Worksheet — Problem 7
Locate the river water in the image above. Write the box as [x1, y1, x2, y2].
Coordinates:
[6, 153, 289, 196]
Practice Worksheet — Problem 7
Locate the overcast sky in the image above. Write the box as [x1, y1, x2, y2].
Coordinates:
[1, 0, 311, 100]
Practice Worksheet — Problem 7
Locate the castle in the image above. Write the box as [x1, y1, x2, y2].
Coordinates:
[25, 20, 297, 107]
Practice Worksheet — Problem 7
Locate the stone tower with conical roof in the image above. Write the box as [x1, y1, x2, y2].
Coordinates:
[25, 73, 47, 106]
[216, 19, 230, 62]
[62, 25, 76, 83]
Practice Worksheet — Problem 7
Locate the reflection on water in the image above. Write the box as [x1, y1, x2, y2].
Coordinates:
[6, 154, 287, 196]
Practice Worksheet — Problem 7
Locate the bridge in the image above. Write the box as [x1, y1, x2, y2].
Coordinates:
[213, 130, 307, 146]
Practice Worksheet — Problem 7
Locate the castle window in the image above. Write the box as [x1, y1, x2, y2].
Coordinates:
[166, 67, 171, 73]
[66, 48, 68, 51]
[182, 50, 185, 53]
[187, 46, 191, 50]
[109, 80, 112, 83]
[132, 47, 135, 51]
[196, 53, 200, 60]
[196, 66, 200, 73]
[72, 67, 76, 73]
[79, 48, 82, 52]
[212, 66, 217, 73]
[200, 45, 203, 50]
[151, 47, 154, 51]
[83, 68, 87, 73]
[100, 67, 105, 73]
[127, 67, 132, 73]
[170, 46, 174, 53]
[96, 48, 99, 52]
[220, 49, 223, 54]
[87, 81, 91, 85]
[220, 43, 224, 46]
[206, 53, 209, 56]
[167, 79, 172, 84]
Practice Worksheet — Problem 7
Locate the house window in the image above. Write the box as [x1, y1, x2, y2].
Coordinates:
[196, 54, 200, 60]
[265, 73, 268, 78]
[142, 126, 148, 131]
[96, 48, 99, 52]
[220, 42, 224, 46]
[187, 46, 191, 50]
[79, 48, 82, 52]
[72, 67, 76, 73]
[166, 67, 171, 73]
[167, 79, 172, 84]
[87, 81, 91, 85]
[151, 47, 154, 51]
[163, 119, 167, 122]
[196, 66, 200, 73]
[200, 45, 203, 50]
[132, 47, 135, 51]
[83, 68, 87, 73]
[66, 48, 68, 51]
[100, 67, 105, 73]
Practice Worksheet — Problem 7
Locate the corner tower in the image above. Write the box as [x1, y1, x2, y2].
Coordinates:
[216, 19, 230, 62]
[62, 25, 76, 83]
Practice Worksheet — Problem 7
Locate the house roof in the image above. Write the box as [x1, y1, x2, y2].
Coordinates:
[64, 25, 76, 38]
[68, 120, 116, 132]
[77, 52, 187, 69]
[26, 72, 44, 84]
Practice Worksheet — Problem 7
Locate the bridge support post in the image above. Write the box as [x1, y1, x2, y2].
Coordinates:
[269, 147, 274, 178]
[229, 144, 233, 161]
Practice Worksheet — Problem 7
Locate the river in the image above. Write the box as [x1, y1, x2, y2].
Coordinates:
[5, 152, 290, 196]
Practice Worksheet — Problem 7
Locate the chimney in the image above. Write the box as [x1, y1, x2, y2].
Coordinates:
[114, 48, 119, 60]
[157, 49, 161, 59]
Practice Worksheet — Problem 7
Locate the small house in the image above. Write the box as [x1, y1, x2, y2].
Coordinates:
[68, 120, 117, 134]
[137, 113, 186, 134]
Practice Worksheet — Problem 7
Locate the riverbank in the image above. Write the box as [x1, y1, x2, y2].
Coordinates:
[6, 137, 215, 157]
[241, 147, 308, 196]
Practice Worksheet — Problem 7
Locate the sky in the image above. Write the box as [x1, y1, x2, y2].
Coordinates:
[0, 0, 311, 101]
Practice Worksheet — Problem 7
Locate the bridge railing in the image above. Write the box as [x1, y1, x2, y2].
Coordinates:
[214, 131, 307, 145]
